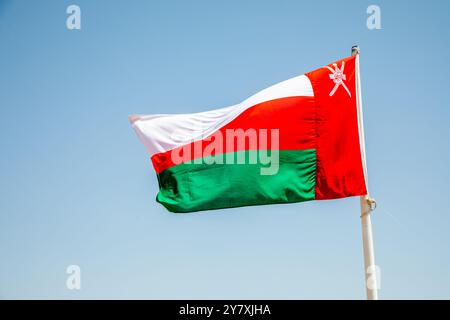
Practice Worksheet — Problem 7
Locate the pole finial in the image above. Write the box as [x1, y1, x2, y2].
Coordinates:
[351, 45, 360, 56]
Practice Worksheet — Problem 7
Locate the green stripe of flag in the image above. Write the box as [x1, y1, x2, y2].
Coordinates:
[156, 149, 316, 213]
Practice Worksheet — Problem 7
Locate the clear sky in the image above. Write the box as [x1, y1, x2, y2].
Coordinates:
[1, 0, 449, 299]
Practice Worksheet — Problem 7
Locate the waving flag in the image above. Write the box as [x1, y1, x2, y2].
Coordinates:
[130, 55, 367, 212]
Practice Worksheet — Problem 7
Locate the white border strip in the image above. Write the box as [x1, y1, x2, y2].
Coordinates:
[355, 53, 369, 192]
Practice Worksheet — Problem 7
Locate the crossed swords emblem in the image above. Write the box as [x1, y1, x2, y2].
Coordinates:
[324, 61, 351, 97]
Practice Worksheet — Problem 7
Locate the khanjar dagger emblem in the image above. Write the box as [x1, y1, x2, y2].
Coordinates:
[324, 61, 351, 97]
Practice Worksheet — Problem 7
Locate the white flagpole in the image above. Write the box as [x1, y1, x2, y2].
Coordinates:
[351, 45, 378, 300]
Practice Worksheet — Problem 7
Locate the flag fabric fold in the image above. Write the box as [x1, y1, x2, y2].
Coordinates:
[130, 56, 367, 212]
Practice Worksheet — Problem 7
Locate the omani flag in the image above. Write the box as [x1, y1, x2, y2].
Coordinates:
[130, 56, 367, 212]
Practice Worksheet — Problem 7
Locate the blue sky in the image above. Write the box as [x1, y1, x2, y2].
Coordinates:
[1, 0, 449, 299]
